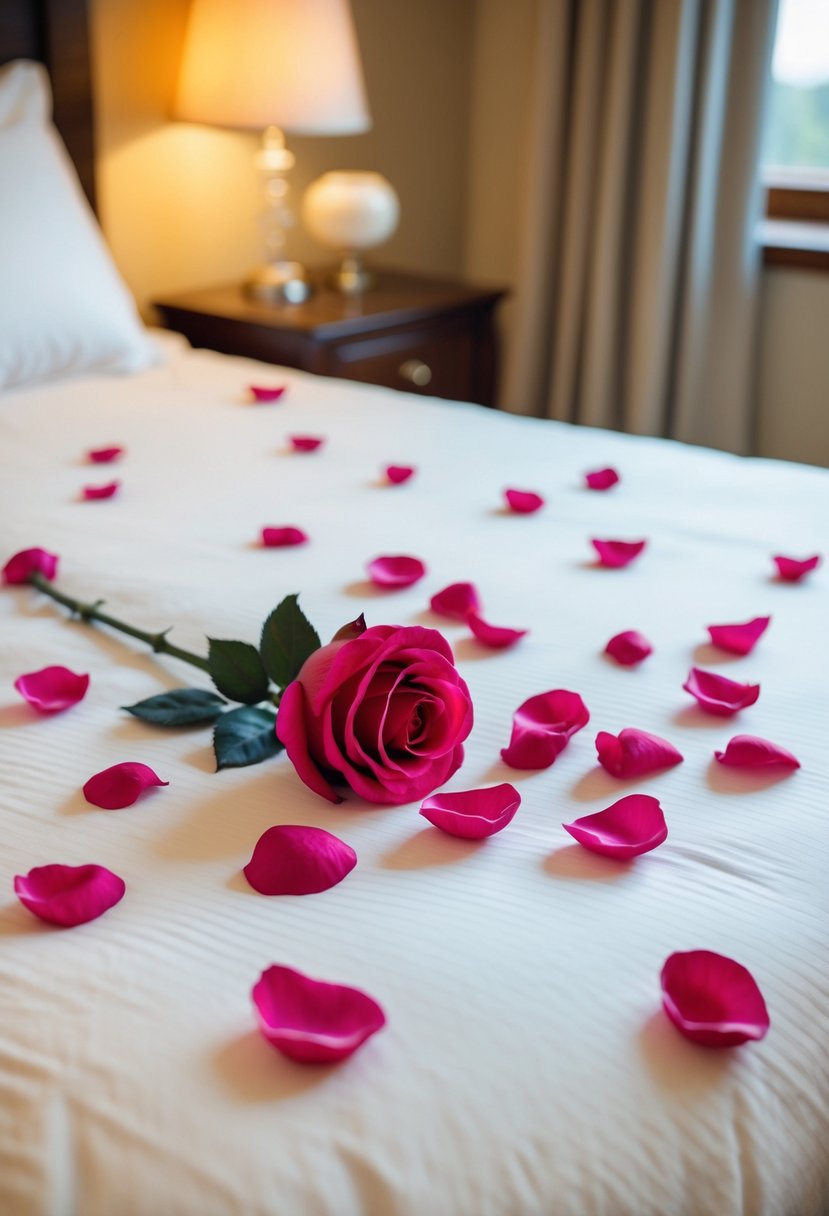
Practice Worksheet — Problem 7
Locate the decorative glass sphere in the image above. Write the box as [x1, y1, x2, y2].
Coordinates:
[302, 172, 399, 253]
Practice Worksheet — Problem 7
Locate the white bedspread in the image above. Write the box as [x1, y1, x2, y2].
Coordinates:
[1, 335, 827, 1216]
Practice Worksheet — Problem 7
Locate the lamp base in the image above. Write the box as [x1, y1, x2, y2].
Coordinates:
[329, 255, 374, 295]
[245, 261, 312, 305]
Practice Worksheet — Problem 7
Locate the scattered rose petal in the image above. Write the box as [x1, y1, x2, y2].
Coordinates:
[501, 690, 590, 769]
[420, 783, 520, 839]
[563, 794, 667, 860]
[82, 481, 119, 500]
[595, 728, 683, 777]
[773, 554, 820, 582]
[14, 666, 89, 713]
[504, 488, 544, 514]
[385, 465, 415, 484]
[468, 612, 527, 649]
[88, 446, 123, 463]
[83, 762, 168, 809]
[249, 384, 286, 403]
[14, 863, 125, 927]
[707, 616, 770, 656]
[244, 825, 357, 895]
[367, 555, 426, 589]
[714, 735, 800, 770]
[261, 526, 308, 548]
[605, 630, 652, 666]
[683, 668, 760, 716]
[289, 435, 323, 453]
[430, 582, 481, 621]
[591, 538, 646, 567]
[660, 950, 770, 1047]
[252, 965, 386, 1063]
[585, 467, 620, 491]
[2, 547, 59, 585]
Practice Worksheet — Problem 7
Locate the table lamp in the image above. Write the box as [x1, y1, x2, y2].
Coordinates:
[174, 0, 371, 302]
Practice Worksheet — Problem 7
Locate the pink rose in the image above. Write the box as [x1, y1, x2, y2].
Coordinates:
[277, 624, 473, 805]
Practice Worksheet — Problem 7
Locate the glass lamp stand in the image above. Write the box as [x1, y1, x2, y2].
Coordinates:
[246, 126, 311, 304]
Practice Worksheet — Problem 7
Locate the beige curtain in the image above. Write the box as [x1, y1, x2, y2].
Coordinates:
[503, 0, 778, 454]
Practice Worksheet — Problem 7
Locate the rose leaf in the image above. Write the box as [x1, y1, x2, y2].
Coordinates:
[213, 705, 283, 770]
[123, 688, 227, 727]
[207, 638, 270, 704]
[259, 595, 321, 689]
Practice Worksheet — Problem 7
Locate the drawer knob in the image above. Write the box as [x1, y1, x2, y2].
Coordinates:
[398, 358, 432, 387]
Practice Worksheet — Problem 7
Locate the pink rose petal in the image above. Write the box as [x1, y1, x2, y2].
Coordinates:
[773, 554, 820, 582]
[14, 666, 89, 713]
[585, 467, 620, 491]
[504, 488, 544, 514]
[591, 538, 646, 567]
[563, 794, 667, 860]
[595, 728, 683, 777]
[385, 465, 415, 484]
[367, 555, 426, 589]
[249, 384, 286, 403]
[289, 435, 323, 452]
[467, 612, 527, 649]
[661, 950, 770, 1048]
[605, 630, 652, 666]
[83, 762, 168, 809]
[714, 735, 800, 770]
[244, 825, 357, 895]
[419, 782, 520, 839]
[261, 526, 308, 548]
[707, 616, 770, 656]
[252, 965, 386, 1063]
[501, 690, 590, 769]
[683, 668, 760, 716]
[14, 863, 125, 927]
[2, 547, 59, 585]
[88, 446, 123, 463]
[430, 582, 482, 621]
[82, 481, 119, 500]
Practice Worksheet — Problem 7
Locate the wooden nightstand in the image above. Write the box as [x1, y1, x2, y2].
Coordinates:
[153, 270, 506, 407]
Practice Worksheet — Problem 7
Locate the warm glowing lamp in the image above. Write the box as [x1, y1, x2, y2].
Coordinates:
[174, 0, 371, 302]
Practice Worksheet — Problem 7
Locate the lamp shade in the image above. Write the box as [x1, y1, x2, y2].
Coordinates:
[174, 0, 371, 135]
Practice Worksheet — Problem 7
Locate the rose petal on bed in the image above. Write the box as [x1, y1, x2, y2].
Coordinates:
[773, 554, 820, 582]
[683, 668, 760, 716]
[14, 863, 125, 927]
[2, 547, 59, 585]
[289, 435, 324, 452]
[604, 630, 653, 666]
[504, 488, 545, 514]
[591, 538, 646, 567]
[244, 825, 357, 895]
[420, 782, 520, 839]
[88, 446, 123, 463]
[83, 762, 169, 809]
[660, 950, 770, 1047]
[249, 384, 286, 403]
[14, 666, 89, 713]
[429, 582, 481, 620]
[467, 612, 527, 649]
[706, 616, 770, 655]
[714, 735, 800, 770]
[385, 465, 415, 484]
[367, 555, 426, 588]
[585, 467, 620, 491]
[252, 965, 386, 1063]
[82, 481, 119, 500]
[501, 690, 590, 769]
[563, 794, 667, 860]
[261, 526, 308, 548]
[595, 728, 683, 777]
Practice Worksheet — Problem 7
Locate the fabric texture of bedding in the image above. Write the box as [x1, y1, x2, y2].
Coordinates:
[0, 61, 159, 391]
[1, 338, 827, 1216]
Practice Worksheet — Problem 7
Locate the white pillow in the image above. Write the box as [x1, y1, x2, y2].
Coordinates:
[0, 61, 160, 390]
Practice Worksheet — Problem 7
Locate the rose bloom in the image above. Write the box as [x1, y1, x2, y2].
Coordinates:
[277, 623, 473, 805]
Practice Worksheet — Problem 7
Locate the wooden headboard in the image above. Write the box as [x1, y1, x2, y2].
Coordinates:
[0, 0, 96, 209]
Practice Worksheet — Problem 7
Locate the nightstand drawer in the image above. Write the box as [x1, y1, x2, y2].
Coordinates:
[327, 322, 473, 400]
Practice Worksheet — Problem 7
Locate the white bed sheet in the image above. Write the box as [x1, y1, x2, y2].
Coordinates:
[1, 336, 827, 1216]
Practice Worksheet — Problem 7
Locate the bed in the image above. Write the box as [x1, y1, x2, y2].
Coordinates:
[2, 6, 829, 1216]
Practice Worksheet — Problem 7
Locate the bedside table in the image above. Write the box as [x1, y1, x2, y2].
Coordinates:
[153, 270, 506, 407]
